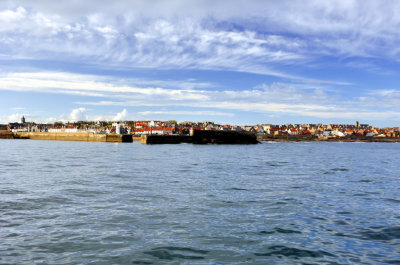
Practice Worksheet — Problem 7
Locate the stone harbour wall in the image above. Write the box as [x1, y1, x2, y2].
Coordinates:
[13, 132, 132, 142]
[0, 130, 14, 139]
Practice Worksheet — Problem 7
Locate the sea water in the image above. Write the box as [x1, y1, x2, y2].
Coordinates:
[1, 139, 399, 264]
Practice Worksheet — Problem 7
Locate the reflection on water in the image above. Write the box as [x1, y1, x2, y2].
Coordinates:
[1, 139, 400, 264]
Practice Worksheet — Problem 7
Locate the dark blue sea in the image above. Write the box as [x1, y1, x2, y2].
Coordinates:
[1, 139, 400, 264]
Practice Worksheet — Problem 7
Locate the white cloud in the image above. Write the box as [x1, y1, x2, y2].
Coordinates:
[0, 113, 36, 124]
[0, 6, 26, 26]
[113, 109, 128, 121]
[0, 71, 213, 101]
[69, 107, 88, 121]
[0, 113, 24, 123]
[360, 89, 400, 108]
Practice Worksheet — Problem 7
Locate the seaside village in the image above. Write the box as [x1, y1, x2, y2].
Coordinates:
[1, 116, 400, 140]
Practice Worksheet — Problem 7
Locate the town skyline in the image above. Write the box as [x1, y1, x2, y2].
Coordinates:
[2, 114, 399, 129]
[1, 1, 400, 126]
[4, 115, 400, 141]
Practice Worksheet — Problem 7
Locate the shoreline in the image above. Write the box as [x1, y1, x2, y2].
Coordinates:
[259, 136, 400, 143]
[1, 131, 400, 143]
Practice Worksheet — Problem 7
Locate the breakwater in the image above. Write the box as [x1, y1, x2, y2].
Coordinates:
[141, 130, 259, 144]
[0, 130, 14, 139]
[13, 132, 132, 142]
[141, 135, 192, 144]
[192, 130, 259, 144]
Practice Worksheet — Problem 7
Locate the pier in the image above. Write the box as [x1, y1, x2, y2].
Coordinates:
[140, 130, 259, 144]
[191, 130, 259, 144]
[140, 135, 192, 144]
[0, 130, 14, 139]
[10, 132, 133, 142]
[2, 131, 258, 144]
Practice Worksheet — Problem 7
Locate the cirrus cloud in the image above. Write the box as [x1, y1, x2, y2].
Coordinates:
[1, 1, 399, 77]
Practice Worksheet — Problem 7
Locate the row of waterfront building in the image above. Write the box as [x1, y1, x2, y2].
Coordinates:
[1, 117, 400, 138]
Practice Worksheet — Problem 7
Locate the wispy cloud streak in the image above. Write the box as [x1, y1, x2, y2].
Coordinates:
[1, 1, 399, 76]
[1, 71, 396, 122]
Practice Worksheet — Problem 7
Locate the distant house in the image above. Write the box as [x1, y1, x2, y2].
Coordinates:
[134, 128, 160, 135]
[355, 130, 365, 136]
[327, 124, 339, 130]
[269, 127, 280, 135]
[386, 131, 396, 138]
[48, 129, 62, 132]
[205, 123, 216, 130]
[145, 128, 164, 135]
[320, 130, 331, 136]
[233, 126, 243, 132]
[345, 130, 354, 135]
[275, 129, 288, 136]
[288, 128, 299, 135]
[134, 126, 174, 135]
[65, 125, 78, 133]
[163, 127, 174, 135]
[135, 121, 150, 128]
[262, 124, 272, 132]
[9, 122, 29, 132]
[255, 127, 265, 136]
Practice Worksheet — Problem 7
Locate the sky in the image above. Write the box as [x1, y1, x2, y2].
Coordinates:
[0, 0, 399, 126]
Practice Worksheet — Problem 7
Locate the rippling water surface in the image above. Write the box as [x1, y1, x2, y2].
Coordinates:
[1, 139, 400, 264]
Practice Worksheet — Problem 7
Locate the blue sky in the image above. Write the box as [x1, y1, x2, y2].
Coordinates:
[0, 0, 399, 126]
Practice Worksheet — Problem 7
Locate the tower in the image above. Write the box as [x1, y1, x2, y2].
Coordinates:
[21, 116, 25, 124]
[116, 122, 121, 134]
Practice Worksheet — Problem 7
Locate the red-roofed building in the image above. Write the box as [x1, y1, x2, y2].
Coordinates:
[288, 128, 299, 135]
